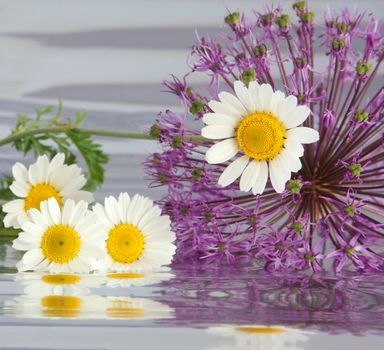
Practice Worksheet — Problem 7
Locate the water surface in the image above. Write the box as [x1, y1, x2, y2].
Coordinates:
[1, 241, 383, 350]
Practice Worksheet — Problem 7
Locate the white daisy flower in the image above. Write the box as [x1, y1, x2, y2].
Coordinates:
[93, 192, 176, 272]
[2, 153, 93, 229]
[202, 81, 319, 194]
[105, 271, 173, 288]
[208, 325, 310, 350]
[12, 198, 106, 273]
[106, 296, 173, 320]
[15, 273, 103, 296]
[5, 294, 106, 319]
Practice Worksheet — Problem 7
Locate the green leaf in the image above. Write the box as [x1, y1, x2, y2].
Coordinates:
[66, 130, 109, 191]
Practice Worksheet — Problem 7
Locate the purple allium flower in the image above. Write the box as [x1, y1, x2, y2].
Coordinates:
[145, 1, 384, 273]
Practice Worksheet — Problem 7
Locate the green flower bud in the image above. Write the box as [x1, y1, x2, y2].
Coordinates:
[287, 179, 303, 193]
[261, 13, 273, 26]
[171, 135, 183, 149]
[354, 109, 369, 123]
[356, 60, 371, 76]
[225, 12, 240, 26]
[344, 205, 356, 217]
[192, 168, 203, 181]
[253, 44, 268, 57]
[348, 163, 363, 177]
[189, 99, 205, 115]
[301, 12, 315, 23]
[345, 247, 355, 257]
[293, 1, 306, 11]
[152, 154, 161, 166]
[186, 86, 194, 95]
[235, 52, 246, 62]
[247, 216, 257, 226]
[336, 23, 350, 33]
[292, 221, 303, 233]
[295, 57, 307, 68]
[204, 211, 213, 222]
[305, 252, 315, 262]
[241, 68, 256, 85]
[159, 175, 169, 184]
[332, 38, 345, 51]
[180, 205, 189, 215]
[149, 124, 161, 138]
[275, 14, 290, 29]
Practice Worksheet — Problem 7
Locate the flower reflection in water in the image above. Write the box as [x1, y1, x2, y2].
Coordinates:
[105, 271, 173, 288]
[208, 325, 309, 350]
[3, 267, 384, 336]
[106, 297, 173, 320]
[16, 273, 103, 296]
[5, 272, 174, 320]
[160, 264, 384, 335]
[5, 294, 106, 319]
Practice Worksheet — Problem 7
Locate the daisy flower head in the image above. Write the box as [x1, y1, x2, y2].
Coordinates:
[12, 198, 106, 273]
[2, 153, 93, 229]
[93, 192, 176, 272]
[202, 81, 319, 194]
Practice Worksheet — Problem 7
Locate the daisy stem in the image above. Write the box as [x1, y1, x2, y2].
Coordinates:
[0, 127, 208, 147]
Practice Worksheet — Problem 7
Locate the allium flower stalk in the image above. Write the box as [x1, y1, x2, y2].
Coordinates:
[145, 1, 384, 272]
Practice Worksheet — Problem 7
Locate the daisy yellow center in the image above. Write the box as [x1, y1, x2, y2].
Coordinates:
[41, 225, 81, 264]
[236, 112, 286, 161]
[42, 296, 81, 318]
[107, 300, 144, 319]
[107, 273, 145, 279]
[24, 183, 62, 212]
[237, 327, 285, 334]
[42, 274, 81, 285]
[106, 224, 145, 264]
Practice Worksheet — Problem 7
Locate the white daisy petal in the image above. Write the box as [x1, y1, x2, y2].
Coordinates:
[218, 91, 247, 115]
[202, 113, 240, 127]
[12, 163, 28, 183]
[280, 149, 302, 173]
[269, 159, 287, 193]
[278, 95, 297, 124]
[234, 80, 255, 112]
[2, 199, 24, 213]
[205, 138, 238, 164]
[284, 105, 311, 129]
[248, 81, 262, 110]
[239, 160, 261, 192]
[202, 125, 235, 139]
[9, 181, 29, 197]
[258, 83, 274, 110]
[287, 127, 320, 144]
[208, 100, 243, 118]
[270, 91, 285, 116]
[218, 155, 249, 187]
[252, 161, 269, 195]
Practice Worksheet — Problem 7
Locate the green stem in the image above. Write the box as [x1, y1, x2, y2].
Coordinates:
[0, 126, 208, 147]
